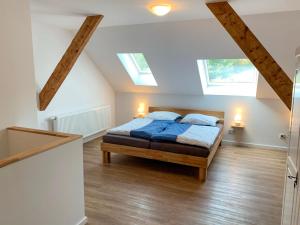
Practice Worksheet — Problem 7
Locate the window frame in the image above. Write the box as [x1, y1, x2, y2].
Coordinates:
[197, 59, 259, 97]
[130, 54, 151, 74]
[117, 53, 158, 87]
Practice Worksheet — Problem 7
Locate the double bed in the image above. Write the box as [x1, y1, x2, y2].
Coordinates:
[101, 107, 224, 182]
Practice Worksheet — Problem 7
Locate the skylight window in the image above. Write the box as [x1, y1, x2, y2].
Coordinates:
[117, 53, 157, 86]
[197, 59, 258, 96]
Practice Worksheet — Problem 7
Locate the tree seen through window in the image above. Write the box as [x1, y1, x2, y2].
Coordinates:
[206, 59, 257, 83]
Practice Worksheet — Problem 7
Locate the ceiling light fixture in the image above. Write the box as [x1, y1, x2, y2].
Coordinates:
[150, 4, 172, 16]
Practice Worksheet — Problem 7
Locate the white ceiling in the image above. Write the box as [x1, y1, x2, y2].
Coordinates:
[30, 0, 300, 29]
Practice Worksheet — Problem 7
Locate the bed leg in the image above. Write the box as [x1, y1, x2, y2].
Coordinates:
[198, 168, 207, 182]
[102, 151, 111, 164]
[107, 151, 111, 163]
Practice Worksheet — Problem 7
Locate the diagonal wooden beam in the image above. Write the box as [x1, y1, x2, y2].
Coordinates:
[206, 1, 293, 110]
[39, 15, 103, 111]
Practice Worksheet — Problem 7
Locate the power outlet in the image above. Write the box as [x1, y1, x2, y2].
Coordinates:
[279, 133, 288, 141]
[228, 129, 235, 134]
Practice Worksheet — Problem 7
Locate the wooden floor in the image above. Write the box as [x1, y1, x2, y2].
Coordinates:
[84, 139, 287, 225]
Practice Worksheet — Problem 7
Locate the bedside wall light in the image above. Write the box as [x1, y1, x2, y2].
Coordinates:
[234, 113, 242, 126]
[137, 103, 146, 117]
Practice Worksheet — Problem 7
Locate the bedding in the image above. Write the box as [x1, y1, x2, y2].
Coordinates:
[130, 120, 175, 139]
[108, 118, 153, 136]
[108, 118, 221, 148]
[150, 123, 191, 142]
[180, 113, 219, 126]
[108, 118, 175, 139]
[146, 111, 181, 121]
[151, 123, 221, 148]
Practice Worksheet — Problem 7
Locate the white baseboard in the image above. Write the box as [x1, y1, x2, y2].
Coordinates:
[76, 216, 88, 225]
[222, 139, 288, 151]
[83, 133, 288, 151]
[83, 130, 107, 143]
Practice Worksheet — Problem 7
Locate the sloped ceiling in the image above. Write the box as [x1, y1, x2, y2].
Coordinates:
[30, 0, 300, 98]
[85, 11, 300, 97]
[87, 18, 240, 95]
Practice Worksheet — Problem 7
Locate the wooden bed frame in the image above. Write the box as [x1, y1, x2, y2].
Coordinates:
[101, 107, 225, 182]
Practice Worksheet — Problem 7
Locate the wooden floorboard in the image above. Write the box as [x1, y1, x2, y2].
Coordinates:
[84, 139, 287, 225]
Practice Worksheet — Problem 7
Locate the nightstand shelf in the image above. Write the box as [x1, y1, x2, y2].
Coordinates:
[231, 123, 245, 129]
[133, 116, 144, 119]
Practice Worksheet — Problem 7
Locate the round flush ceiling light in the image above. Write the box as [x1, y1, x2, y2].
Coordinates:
[150, 4, 172, 16]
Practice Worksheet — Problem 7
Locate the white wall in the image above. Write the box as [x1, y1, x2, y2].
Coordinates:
[116, 92, 290, 150]
[0, 130, 9, 159]
[0, 0, 38, 130]
[0, 138, 86, 225]
[31, 20, 115, 130]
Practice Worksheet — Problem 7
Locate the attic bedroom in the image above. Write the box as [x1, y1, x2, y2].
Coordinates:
[1, 0, 300, 225]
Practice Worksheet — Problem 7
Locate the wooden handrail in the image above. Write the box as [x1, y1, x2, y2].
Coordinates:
[206, 1, 292, 110]
[39, 15, 103, 111]
[0, 127, 81, 168]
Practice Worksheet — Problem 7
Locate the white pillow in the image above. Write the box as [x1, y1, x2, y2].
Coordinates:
[180, 113, 219, 126]
[146, 111, 181, 121]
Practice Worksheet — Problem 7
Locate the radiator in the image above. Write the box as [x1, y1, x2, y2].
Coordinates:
[51, 106, 111, 139]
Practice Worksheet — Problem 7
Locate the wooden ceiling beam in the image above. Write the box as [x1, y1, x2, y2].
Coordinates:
[39, 15, 103, 111]
[206, 1, 293, 110]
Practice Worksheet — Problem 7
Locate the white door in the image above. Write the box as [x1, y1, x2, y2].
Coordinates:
[292, 59, 300, 225]
[282, 57, 300, 225]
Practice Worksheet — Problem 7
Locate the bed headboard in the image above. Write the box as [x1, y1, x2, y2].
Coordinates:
[148, 106, 225, 124]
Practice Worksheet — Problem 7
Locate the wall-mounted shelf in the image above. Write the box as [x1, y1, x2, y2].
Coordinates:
[133, 115, 145, 119]
[231, 123, 245, 129]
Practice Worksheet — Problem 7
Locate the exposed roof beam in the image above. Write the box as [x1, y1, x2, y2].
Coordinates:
[206, 1, 293, 110]
[39, 15, 103, 111]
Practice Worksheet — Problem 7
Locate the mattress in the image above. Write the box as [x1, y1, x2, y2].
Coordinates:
[103, 124, 223, 158]
[149, 141, 210, 157]
[103, 134, 150, 149]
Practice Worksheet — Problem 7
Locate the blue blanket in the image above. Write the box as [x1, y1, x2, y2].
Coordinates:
[151, 122, 192, 142]
[130, 120, 175, 140]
